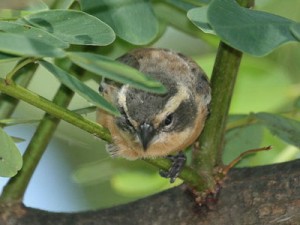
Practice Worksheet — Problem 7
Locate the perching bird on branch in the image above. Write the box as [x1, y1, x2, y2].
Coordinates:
[97, 48, 211, 182]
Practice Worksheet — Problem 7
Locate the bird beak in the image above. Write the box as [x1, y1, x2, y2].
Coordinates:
[137, 123, 155, 151]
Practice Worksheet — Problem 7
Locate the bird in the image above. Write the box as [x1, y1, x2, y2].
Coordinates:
[97, 48, 211, 182]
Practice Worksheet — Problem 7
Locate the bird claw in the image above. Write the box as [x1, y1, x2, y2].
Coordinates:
[159, 151, 186, 183]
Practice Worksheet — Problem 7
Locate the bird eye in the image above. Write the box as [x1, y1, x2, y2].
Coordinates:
[164, 114, 173, 127]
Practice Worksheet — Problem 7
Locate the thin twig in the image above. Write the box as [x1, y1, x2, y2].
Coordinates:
[222, 145, 272, 175]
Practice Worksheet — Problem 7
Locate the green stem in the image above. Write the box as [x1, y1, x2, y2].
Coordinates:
[192, 42, 243, 181]
[0, 78, 111, 142]
[0, 63, 38, 119]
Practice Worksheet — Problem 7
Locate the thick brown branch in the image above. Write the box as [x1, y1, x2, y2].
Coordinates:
[1, 159, 300, 225]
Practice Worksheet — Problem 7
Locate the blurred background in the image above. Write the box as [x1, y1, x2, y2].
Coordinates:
[0, 0, 300, 212]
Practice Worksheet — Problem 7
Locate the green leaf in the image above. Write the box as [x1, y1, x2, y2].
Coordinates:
[0, 33, 66, 58]
[208, 0, 298, 56]
[167, 0, 201, 11]
[290, 23, 300, 41]
[0, 52, 20, 62]
[187, 6, 215, 34]
[111, 171, 173, 198]
[0, 128, 23, 177]
[223, 123, 263, 166]
[72, 106, 96, 115]
[23, 9, 115, 46]
[0, 21, 69, 49]
[0, 118, 39, 127]
[72, 161, 117, 184]
[80, 0, 159, 45]
[189, 0, 299, 56]
[40, 60, 120, 116]
[67, 52, 167, 94]
[11, 136, 26, 143]
[255, 112, 300, 148]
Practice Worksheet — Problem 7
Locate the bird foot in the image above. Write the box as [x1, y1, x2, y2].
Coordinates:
[159, 151, 186, 183]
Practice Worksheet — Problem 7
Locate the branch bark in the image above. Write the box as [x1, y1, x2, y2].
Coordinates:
[1, 159, 299, 225]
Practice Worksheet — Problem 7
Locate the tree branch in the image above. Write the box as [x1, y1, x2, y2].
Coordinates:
[1, 159, 299, 225]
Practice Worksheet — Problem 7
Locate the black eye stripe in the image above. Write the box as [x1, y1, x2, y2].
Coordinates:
[116, 107, 135, 133]
[159, 99, 197, 132]
[120, 107, 133, 126]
